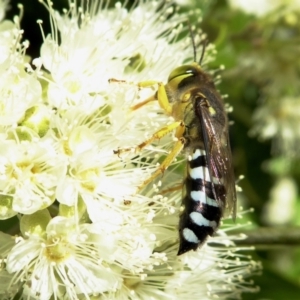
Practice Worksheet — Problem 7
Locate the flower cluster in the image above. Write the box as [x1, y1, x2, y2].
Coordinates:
[0, 1, 260, 299]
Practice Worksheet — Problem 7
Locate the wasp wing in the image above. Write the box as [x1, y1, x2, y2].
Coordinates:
[195, 93, 237, 219]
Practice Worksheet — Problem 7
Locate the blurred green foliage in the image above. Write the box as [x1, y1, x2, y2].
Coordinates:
[5, 0, 300, 298]
[196, 1, 300, 298]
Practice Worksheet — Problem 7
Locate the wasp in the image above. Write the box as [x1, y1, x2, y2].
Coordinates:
[113, 37, 236, 255]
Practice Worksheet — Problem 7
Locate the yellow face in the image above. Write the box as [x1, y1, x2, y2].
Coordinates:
[167, 63, 203, 90]
[165, 63, 203, 122]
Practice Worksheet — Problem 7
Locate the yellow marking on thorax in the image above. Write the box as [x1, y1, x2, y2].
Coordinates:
[209, 106, 216, 116]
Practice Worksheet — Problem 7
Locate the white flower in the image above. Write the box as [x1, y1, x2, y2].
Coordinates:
[0, 138, 66, 216]
[0, 18, 40, 127]
[0, 1, 260, 299]
[166, 230, 261, 299]
[6, 215, 121, 299]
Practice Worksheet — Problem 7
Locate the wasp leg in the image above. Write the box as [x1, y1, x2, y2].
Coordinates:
[159, 183, 183, 195]
[139, 136, 185, 190]
[130, 94, 157, 111]
[109, 78, 158, 88]
[111, 77, 184, 188]
[110, 78, 172, 116]
[138, 119, 185, 189]
[114, 120, 185, 156]
[131, 81, 172, 115]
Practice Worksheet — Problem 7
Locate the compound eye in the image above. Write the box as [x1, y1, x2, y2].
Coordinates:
[168, 65, 196, 82]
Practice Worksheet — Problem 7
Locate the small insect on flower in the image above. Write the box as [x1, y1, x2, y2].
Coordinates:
[113, 32, 237, 256]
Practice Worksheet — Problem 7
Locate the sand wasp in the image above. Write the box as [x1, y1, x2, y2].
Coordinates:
[113, 36, 236, 255]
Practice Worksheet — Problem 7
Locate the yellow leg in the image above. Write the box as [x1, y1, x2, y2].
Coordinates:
[134, 81, 172, 115]
[110, 77, 185, 190]
[114, 121, 185, 155]
[156, 82, 172, 115]
[137, 80, 160, 88]
[109, 78, 173, 116]
[139, 137, 185, 190]
[130, 94, 156, 111]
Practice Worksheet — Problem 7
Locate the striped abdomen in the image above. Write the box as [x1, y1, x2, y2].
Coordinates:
[178, 148, 225, 255]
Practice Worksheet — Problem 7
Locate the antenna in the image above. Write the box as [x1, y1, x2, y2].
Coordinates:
[187, 22, 208, 66]
[187, 21, 197, 63]
[199, 39, 208, 66]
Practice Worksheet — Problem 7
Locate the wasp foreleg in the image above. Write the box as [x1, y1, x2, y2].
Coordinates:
[132, 81, 172, 115]
[109, 78, 172, 116]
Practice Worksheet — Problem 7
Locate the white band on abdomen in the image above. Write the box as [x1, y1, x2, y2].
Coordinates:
[190, 211, 217, 228]
[190, 190, 219, 207]
[182, 228, 199, 244]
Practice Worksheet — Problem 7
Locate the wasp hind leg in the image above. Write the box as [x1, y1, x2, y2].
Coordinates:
[114, 119, 185, 156]
[159, 183, 184, 195]
[115, 120, 185, 191]
[115, 121, 186, 192]
[139, 136, 185, 190]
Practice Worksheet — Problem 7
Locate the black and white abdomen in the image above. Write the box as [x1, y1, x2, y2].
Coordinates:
[178, 149, 225, 255]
